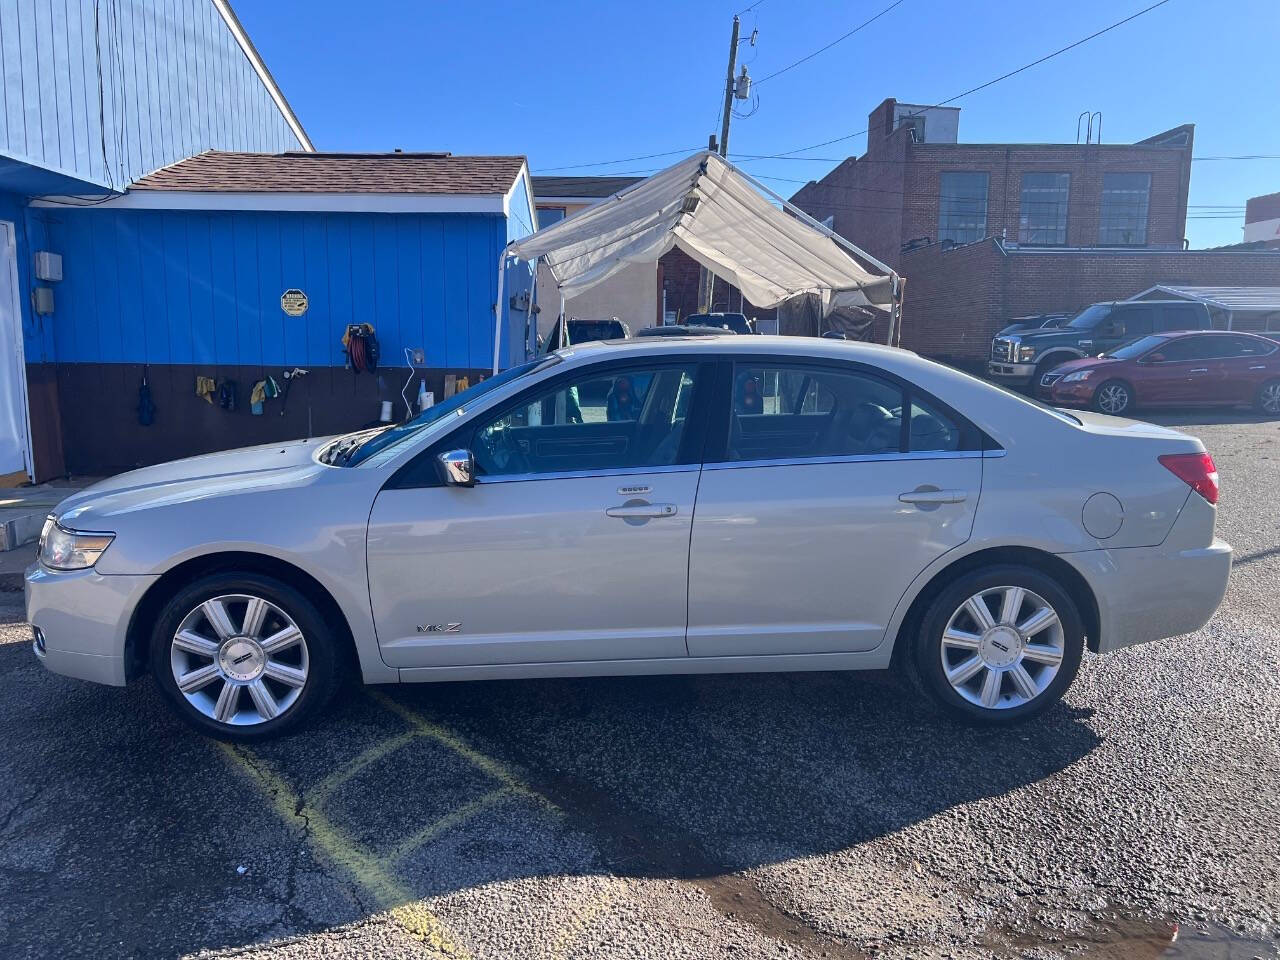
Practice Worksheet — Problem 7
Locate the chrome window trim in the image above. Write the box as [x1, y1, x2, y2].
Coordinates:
[474, 464, 700, 485]
[703, 450, 993, 472]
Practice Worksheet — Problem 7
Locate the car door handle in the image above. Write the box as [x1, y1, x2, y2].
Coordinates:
[898, 489, 967, 505]
[606, 503, 678, 519]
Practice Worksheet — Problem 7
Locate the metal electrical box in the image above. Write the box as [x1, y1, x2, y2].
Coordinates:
[34, 251, 62, 282]
[32, 287, 54, 315]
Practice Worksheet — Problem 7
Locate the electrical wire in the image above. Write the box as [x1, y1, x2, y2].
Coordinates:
[754, 0, 908, 86]
[743, 0, 1177, 161]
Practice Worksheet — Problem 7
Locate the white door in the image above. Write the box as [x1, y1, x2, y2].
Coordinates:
[367, 359, 705, 668]
[687, 359, 981, 657]
[0, 222, 31, 479]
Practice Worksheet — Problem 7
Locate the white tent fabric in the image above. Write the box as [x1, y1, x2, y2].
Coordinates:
[507, 151, 896, 314]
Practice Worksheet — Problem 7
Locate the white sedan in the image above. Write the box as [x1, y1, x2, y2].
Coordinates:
[26, 336, 1232, 739]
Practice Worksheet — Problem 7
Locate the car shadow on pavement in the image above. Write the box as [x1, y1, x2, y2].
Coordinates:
[0, 631, 1103, 959]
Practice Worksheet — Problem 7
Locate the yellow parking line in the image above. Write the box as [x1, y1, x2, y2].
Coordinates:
[308, 728, 419, 807]
[385, 787, 513, 866]
[367, 689, 560, 814]
[217, 742, 471, 959]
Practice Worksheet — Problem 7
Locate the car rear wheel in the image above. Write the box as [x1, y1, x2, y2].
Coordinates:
[149, 572, 341, 741]
[907, 565, 1085, 724]
[1256, 379, 1280, 417]
[1094, 380, 1132, 416]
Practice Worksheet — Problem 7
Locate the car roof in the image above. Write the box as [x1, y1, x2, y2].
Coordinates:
[556, 334, 909, 363]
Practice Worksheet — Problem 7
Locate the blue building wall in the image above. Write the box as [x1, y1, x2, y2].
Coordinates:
[0, 0, 307, 194]
[32, 207, 512, 371]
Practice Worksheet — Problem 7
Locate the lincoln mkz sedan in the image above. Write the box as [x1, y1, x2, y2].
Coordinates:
[27, 337, 1232, 739]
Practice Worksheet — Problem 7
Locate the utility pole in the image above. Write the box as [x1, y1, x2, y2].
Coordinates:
[700, 14, 741, 312]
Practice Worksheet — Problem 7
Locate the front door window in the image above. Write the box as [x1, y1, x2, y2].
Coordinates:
[472, 364, 699, 477]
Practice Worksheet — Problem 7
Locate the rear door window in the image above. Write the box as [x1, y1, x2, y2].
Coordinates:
[1158, 304, 1208, 332]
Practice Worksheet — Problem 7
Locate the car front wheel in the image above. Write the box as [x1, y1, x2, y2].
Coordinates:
[1093, 380, 1132, 416]
[908, 565, 1085, 724]
[149, 572, 341, 740]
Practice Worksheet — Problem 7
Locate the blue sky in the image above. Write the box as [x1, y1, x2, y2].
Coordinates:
[236, 0, 1278, 248]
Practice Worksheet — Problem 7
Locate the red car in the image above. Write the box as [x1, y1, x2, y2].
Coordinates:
[1040, 330, 1280, 416]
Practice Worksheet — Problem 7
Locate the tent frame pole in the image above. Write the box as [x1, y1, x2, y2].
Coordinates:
[492, 246, 510, 375]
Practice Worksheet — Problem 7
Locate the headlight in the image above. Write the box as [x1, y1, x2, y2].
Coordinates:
[1062, 369, 1094, 383]
[39, 519, 114, 570]
[1018, 345, 1038, 362]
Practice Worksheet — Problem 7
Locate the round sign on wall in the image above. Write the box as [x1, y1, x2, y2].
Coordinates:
[280, 289, 308, 316]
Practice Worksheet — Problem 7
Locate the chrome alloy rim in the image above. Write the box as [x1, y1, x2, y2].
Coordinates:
[1097, 383, 1130, 414]
[1261, 382, 1280, 415]
[939, 586, 1065, 710]
[170, 594, 309, 726]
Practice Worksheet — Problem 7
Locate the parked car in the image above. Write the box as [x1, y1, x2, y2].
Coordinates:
[635, 325, 733, 337]
[541, 317, 629, 351]
[988, 300, 1212, 389]
[28, 337, 1231, 739]
[993, 313, 1071, 338]
[1039, 330, 1280, 416]
[683, 312, 755, 334]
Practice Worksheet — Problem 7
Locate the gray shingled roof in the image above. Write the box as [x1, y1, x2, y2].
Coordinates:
[131, 151, 526, 194]
[532, 175, 645, 200]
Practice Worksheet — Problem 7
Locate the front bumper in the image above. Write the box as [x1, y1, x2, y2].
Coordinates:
[1060, 493, 1232, 654]
[25, 563, 158, 686]
[986, 361, 1036, 386]
[1044, 379, 1096, 407]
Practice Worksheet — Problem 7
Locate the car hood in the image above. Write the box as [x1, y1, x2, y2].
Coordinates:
[1047, 356, 1118, 377]
[56, 437, 334, 528]
[1009, 329, 1090, 347]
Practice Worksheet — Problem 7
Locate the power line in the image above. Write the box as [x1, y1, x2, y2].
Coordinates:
[754, 0, 908, 86]
[534, 147, 700, 174]
[744, 0, 1177, 161]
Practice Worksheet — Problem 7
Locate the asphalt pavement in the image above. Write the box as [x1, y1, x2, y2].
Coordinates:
[1, 412, 1277, 959]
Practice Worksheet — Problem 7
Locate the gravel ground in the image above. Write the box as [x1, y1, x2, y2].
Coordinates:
[1, 412, 1278, 959]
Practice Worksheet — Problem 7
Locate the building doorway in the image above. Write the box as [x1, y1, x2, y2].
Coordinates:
[0, 221, 33, 483]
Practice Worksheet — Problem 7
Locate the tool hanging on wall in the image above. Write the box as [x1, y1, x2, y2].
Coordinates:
[342, 324, 380, 373]
[279, 368, 308, 416]
[137, 367, 155, 426]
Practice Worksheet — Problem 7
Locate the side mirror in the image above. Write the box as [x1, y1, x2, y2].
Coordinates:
[437, 449, 475, 487]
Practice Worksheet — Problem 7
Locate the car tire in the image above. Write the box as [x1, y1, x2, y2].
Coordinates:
[906, 565, 1085, 725]
[149, 572, 341, 741]
[1256, 379, 1280, 417]
[1093, 379, 1133, 416]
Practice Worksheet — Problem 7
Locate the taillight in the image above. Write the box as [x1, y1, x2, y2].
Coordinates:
[1159, 452, 1219, 504]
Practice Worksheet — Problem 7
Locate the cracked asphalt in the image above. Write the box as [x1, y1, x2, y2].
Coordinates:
[1, 411, 1278, 959]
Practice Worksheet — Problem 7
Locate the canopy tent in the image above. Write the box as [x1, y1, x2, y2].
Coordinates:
[492, 151, 900, 371]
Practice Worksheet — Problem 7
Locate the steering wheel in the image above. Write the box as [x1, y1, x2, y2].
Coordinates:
[478, 425, 531, 475]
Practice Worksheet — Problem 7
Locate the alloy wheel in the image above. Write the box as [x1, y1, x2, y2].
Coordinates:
[1261, 382, 1280, 415]
[1097, 383, 1130, 415]
[939, 586, 1065, 710]
[169, 594, 309, 726]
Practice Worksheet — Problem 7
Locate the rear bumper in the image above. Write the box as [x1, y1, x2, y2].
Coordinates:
[25, 564, 157, 686]
[986, 361, 1036, 386]
[1061, 500, 1231, 654]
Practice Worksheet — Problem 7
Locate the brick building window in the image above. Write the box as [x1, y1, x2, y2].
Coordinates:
[1018, 172, 1070, 246]
[938, 172, 989, 245]
[1099, 173, 1151, 245]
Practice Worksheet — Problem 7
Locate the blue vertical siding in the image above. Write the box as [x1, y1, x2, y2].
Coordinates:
[0, 0, 306, 192]
[36, 208, 510, 370]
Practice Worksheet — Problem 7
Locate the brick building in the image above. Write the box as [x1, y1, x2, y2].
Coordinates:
[791, 98, 1280, 366]
[1245, 192, 1280, 248]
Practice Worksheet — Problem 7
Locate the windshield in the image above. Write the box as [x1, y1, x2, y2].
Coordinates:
[325, 355, 560, 467]
[1104, 335, 1168, 360]
[1067, 304, 1113, 330]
